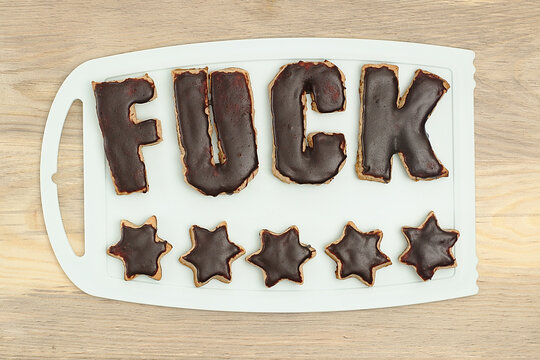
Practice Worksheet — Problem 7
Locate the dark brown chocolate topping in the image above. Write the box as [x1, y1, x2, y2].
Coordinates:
[173, 68, 258, 196]
[247, 226, 316, 287]
[270, 61, 347, 184]
[180, 224, 244, 286]
[93, 76, 161, 194]
[399, 212, 459, 281]
[108, 218, 170, 280]
[359, 65, 449, 182]
[326, 223, 390, 286]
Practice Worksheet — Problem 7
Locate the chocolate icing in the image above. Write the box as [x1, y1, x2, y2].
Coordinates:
[107, 216, 171, 280]
[180, 223, 245, 287]
[173, 68, 258, 196]
[93, 75, 161, 194]
[270, 61, 347, 184]
[399, 212, 459, 281]
[358, 65, 449, 182]
[247, 226, 316, 287]
[325, 222, 391, 286]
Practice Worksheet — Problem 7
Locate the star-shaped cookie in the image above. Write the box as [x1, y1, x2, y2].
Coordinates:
[107, 216, 172, 281]
[179, 222, 245, 287]
[246, 226, 316, 287]
[325, 222, 391, 286]
[399, 211, 460, 281]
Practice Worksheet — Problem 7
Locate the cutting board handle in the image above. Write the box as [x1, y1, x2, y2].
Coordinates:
[40, 65, 91, 286]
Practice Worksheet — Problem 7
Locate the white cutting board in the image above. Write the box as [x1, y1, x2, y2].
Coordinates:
[40, 38, 477, 312]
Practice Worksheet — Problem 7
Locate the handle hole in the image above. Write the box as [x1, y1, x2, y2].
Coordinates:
[56, 99, 85, 256]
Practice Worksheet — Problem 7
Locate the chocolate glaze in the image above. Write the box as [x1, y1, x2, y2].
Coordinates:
[93, 76, 161, 194]
[270, 61, 347, 184]
[326, 222, 391, 286]
[107, 217, 171, 280]
[180, 223, 245, 286]
[359, 65, 449, 182]
[173, 68, 258, 196]
[247, 226, 316, 287]
[399, 212, 459, 281]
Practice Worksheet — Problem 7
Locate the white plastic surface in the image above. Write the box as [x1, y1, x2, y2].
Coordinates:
[40, 38, 477, 312]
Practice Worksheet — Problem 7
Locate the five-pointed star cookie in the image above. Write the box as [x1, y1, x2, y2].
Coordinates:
[399, 211, 460, 281]
[180, 222, 245, 287]
[246, 226, 316, 287]
[107, 216, 172, 280]
[325, 222, 391, 286]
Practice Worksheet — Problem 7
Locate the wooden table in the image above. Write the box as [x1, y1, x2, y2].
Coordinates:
[1, 1, 539, 358]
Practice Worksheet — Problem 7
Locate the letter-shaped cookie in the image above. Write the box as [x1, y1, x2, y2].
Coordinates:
[93, 75, 162, 195]
[357, 64, 449, 183]
[172, 68, 258, 196]
[269, 61, 347, 184]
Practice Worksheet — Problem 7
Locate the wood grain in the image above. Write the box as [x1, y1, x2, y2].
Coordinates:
[1, 0, 539, 358]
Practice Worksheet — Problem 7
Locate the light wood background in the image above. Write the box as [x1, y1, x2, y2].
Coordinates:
[1, 1, 539, 359]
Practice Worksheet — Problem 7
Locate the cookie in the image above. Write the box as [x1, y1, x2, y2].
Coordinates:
[269, 61, 347, 184]
[325, 222, 391, 286]
[356, 64, 449, 183]
[246, 226, 316, 287]
[399, 211, 460, 281]
[172, 68, 258, 196]
[107, 216, 172, 281]
[92, 75, 162, 195]
[179, 222, 245, 287]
